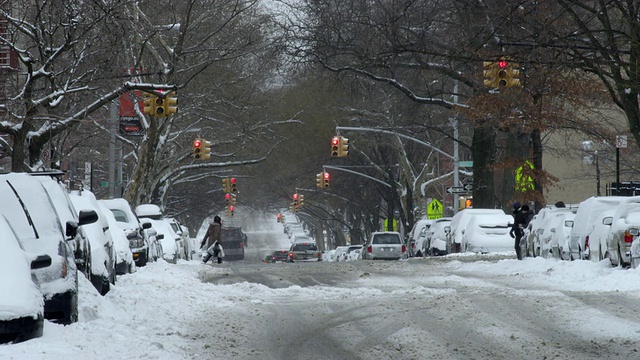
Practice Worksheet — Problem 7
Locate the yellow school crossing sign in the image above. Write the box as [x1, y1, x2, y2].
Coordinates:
[427, 199, 444, 219]
[515, 160, 535, 192]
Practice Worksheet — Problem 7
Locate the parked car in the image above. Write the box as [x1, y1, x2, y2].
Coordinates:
[69, 189, 117, 295]
[288, 241, 322, 262]
[447, 209, 507, 253]
[341, 245, 363, 262]
[605, 199, 640, 267]
[0, 215, 52, 344]
[461, 213, 514, 253]
[363, 232, 406, 260]
[98, 202, 135, 275]
[579, 209, 615, 262]
[407, 219, 434, 257]
[547, 212, 576, 260]
[0, 173, 98, 324]
[330, 246, 350, 262]
[139, 219, 163, 262]
[166, 217, 189, 260]
[569, 196, 629, 260]
[100, 198, 152, 267]
[526, 206, 576, 258]
[33, 174, 92, 279]
[135, 204, 182, 263]
[424, 217, 452, 256]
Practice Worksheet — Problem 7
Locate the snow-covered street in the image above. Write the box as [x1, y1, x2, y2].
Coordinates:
[3, 217, 640, 359]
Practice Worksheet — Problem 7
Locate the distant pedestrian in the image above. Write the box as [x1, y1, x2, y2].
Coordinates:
[510, 203, 531, 260]
[201, 216, 223, 264]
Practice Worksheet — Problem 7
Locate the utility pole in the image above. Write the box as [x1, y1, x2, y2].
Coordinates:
[108, 101, 117, 199]
[452, 80, 460, 215]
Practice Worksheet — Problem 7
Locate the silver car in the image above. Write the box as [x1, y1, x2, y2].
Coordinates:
[363, 232, 406, 260]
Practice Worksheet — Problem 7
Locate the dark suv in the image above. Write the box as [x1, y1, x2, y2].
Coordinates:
[288, 241, 322, 262]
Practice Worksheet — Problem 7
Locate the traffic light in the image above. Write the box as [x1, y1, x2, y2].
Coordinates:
[165, 91, 178, 115]
[298, 195, 304, 207]
[222, 178, 230, 192]
[483, 61, 498, 88]
[154, 95, 165, 117]
[193, 138, 203, 159]
[339, 137, 349, 157]
[331, 137, 340, 157]
[224, 193, 231, 206]
[201, 139, 211, 160]
[229, 205, 235, 216]
[277, 213, 282, 223]
[483, 58, 521, 88]
[323, 171, 330, 188]
[316, 173, 323, 188]
[143, 92, 158, 116]
[466, 197, 473, 208]
[230, 177, 237, 193]
[293, 193, 299, 205]
[230, 193, 237, 206]
[458, 196, 473, 210]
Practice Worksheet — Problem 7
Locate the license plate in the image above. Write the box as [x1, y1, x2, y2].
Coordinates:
[381, 247, 394, 252]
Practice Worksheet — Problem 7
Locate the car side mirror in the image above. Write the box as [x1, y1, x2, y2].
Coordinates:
[603, 217, 613, 226]
[142, 221, 152, 230]
[157, 234, 165, 240]
[564, 220, 574, 227]
[31, 254, 52, 270]
[65, 220, 78, 238]
[78, 210, 98, 226]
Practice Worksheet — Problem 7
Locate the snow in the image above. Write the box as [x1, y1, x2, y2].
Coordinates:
[6, 217, 640, 358]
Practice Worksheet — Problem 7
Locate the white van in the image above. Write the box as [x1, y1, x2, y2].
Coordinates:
[568, 196, 629, 260]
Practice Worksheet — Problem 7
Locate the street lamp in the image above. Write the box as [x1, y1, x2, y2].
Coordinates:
[582, 140, 601, 196]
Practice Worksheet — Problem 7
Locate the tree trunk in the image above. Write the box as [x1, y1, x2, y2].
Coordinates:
[472, 126, 496, 208]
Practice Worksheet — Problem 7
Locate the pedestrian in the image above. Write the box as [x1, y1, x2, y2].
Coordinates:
[509, 203, 530, 260]
[201, 215, 223, 264]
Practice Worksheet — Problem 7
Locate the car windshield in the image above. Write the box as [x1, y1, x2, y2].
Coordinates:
[372, 234, 401, 245]
[110, 209, 128, 223]
[292, 243, 317, 251]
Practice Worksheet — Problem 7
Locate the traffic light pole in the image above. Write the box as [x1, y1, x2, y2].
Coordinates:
[322, 165, 391, 188]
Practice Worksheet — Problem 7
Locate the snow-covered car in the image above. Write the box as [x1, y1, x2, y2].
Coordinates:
[341, 245, 363, 261]
[447, 209, 508, 253]
[33, 174, 92, 279]
[135, 204, 183, 263]
[0, 173, 97, 324]
[605, 199, 640, 267]
[69, 189, 117, 295]
[569, 196, 629, 260]
[363, 232, 406, 260]
[0, 215, 52, 344]
[100, 198, 152, 267]
[461, 213, 514, 253]
[330, 246, 350, 262]
[584, 209, 616, 262]
[98, 202, 135, 275]
[547, 212, 575, 260]
[408, 219, 434, 257]
[139, 219, 163, 262]
[425, 217, 452, 256]
[526, 206, 576, 258]
[167, 217, 190, 260]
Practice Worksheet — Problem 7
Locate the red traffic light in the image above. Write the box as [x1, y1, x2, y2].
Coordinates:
[225, 193, 231, 200]
[277, 213, 281, 219]
[498, 60, 508, 69]
[331, 137, 339, 146]
[229, 205, 235, 211]
[323, 172, 330, 180]
[194, 139, 202, 148]
[293, 193, 299, 200]
[230, 177, 236, 184]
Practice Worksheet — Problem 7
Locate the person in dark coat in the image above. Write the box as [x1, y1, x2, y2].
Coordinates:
[201, 216, 222, 264]
[510, 203, 531, 260]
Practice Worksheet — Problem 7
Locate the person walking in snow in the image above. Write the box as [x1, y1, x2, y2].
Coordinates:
[201, 216, 223, 264]
[510, 203, 531, 260]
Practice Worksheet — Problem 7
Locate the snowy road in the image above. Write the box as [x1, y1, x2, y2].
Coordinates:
[3, 214, 640, 359]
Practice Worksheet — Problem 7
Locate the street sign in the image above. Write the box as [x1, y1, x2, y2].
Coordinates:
[463, 184, 473, 191]
[616, 135, 628, 149]
[458, 161, 473, 167]
[427, 199, 444, 219]
[446, 186, 465, 194]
